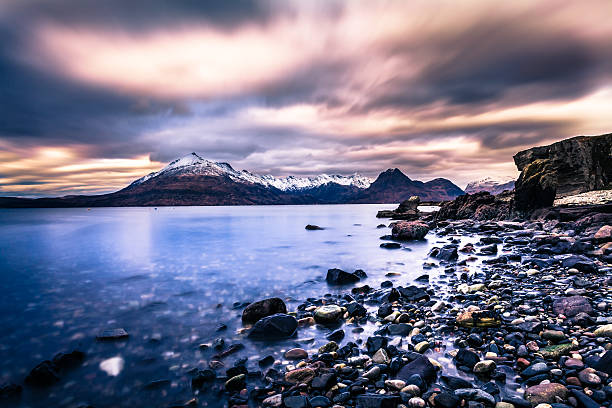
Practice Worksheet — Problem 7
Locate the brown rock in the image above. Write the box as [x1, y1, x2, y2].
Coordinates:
[285, 367, 316, 384]
[525, 383, 568, 405]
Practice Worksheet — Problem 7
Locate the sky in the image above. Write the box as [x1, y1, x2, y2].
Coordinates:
[1, 0, 612, 197]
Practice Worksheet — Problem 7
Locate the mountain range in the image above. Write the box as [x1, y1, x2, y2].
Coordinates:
[0, 152, 465, 207]
[464, 176, 516, 195]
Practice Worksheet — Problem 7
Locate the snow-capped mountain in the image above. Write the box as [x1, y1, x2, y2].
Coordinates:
[465, 176, 515, 195]
[131, 152, 372, 191]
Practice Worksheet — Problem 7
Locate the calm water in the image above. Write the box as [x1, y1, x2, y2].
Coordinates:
[0, 205, 464, 407]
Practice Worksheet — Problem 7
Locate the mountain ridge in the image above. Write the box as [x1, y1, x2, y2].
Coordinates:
[0, 153, 465, 207]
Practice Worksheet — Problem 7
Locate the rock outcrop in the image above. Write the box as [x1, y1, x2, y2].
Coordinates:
[513, 134, 612, 212]
[435, 191, 513, 221]
[376, 196, 421, 219]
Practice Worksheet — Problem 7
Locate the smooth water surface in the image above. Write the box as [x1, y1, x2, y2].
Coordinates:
[0, 205, 458, 407]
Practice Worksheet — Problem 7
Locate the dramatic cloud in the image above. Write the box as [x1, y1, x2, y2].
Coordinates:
[1, 0, 612, 196]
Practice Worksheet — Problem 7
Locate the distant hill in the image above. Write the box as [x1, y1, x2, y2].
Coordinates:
[0, 153, 464, 207]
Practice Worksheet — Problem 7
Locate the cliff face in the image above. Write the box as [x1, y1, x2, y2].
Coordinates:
[513, 134, 612, 212]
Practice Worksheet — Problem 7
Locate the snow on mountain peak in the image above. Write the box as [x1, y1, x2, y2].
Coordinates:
[131, 153, 372, 190]
[465, 176, 516, 195]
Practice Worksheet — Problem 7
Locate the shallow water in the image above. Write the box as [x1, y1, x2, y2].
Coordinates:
[0, 205, 504, 407]
[0, 205, 421, 405]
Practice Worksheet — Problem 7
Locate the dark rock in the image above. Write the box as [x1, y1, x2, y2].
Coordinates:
[52, 350, 85, 371]
[434, 391, 461, 408]
[441, 375, 472, 390]
[356, 394, 400, 408]
[0, 383, 22, 399]
[284, 395, 310, 408]
[25, 361, 60, 386]
[305, 224, 324, 230]
[454, 349, 480, 370]
[191, 368, 216, 390]
[381, 242, 402, 249]
[366, 336, 388, 354]
[309, 395, 331, 408]
[326, 268, 361, 285]
[347, 301, 367, 317]
[396, 355, 437, 384]
[569, 389, 600, 408]
[513, 133, 612, 212]
[398, 286, 430, 302]
[560, 255, 597, 274]
[247, 314, 297, 339]
[96, 328, 129, 340]
[595, 349, 612, 375]
[312, 373, 336, 390]
[242, 297, 288, 324]
[326, 329, 345, 341]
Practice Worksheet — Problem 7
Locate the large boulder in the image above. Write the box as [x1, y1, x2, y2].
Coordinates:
[248, 314, 298, 339]
[242, 298, 287, 324]
[391, 221, 429, 241]
[513, 133, 612, 212]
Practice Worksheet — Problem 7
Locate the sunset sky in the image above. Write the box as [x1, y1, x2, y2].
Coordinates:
[1, 0, 612, 197]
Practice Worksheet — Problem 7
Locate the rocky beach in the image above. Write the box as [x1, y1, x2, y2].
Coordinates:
[2, 135, 611, 408]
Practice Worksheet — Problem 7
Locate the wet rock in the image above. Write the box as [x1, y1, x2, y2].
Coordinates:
[263, 394, 283, 407]
[191, 369, 216, 389]
[454, 389, 495, 406]
[242, 297, 287, 324]
[248, 314, 297, 339]
[346, 301, 367, 317]
[593, 323, 612, 337]
[396, 355, 437, 384]
[456, 309, 500, 328]
[473, 360, 496, 374]
[578, 368, 601, 387]
[391, 221, 430, 241]
[560, 255, 597, 274]
[538, 343, 572, 360]
[284, 395, 309, 408]
[96, 328, 129, 340]
[441, 375, 472, 390]
[398, 286, 430, 302]
[381, 242, 402, 249]
[285, 348, 308, 360]
[0, 383, 22, 398]
[224, 374, 246, 391]
[305, 224, 324, 230]
[595, 349, 612, 375]
[25, 361, 60, 386]
[569, 389, 601, 408]
[434, 391, 461, 408]
[285, 367, 316, 384]
[552, 295, 593, 317]
[454, 349, 480, 370]
[314, 305, 343, 324]
[326, 268, 362, 285]
[524, 383, 568, 405]
[372, 348, 390, 364]
[309, 395, 331, 408]
[366, 336, 388, 354]
[540, 330, 565, 343]
[356, 394, 400, 408]
[521, 362, 549, 377]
